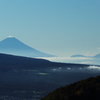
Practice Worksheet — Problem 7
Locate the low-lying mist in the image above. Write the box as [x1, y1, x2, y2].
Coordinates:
[38, 56, 100, 65]
[51, 65, 100, 73]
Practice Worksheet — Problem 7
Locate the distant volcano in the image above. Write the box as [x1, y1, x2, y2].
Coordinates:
[0, 37, 55, 57]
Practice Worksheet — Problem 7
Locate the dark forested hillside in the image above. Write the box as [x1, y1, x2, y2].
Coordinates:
[41, 76, 100, 100]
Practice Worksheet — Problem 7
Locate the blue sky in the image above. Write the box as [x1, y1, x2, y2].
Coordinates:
[0, 0, 100, 57]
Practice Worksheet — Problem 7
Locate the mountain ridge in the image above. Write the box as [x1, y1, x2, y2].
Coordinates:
[0, 53, 88, 69]
[71, 54, 86, 57]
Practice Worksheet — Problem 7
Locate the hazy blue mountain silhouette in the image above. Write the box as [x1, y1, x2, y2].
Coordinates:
[93, 53, 100, 58]
[0, 37, 55, 57]
[71, 54, 86, 57]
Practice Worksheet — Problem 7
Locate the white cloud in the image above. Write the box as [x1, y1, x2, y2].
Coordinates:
[67, 67, 71, 70]
[50, 65, 100, 73]
[79, 67, 82, 69]
[87, 66, 100, 70]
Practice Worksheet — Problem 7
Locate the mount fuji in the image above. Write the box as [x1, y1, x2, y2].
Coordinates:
[0, 36, 55, 57]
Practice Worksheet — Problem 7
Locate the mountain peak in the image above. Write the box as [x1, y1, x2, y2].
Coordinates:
[0, 37, 55, 57]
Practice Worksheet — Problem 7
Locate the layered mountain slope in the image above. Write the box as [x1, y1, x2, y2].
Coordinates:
[0, 37, 54, 57]
[0, 53, 99, 99]
[0, 53, 88, 70]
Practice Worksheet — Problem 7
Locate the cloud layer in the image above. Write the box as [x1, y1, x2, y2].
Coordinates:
[37, 56, 96, 65]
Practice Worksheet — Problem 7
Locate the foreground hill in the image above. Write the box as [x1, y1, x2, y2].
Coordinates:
[0, 37, 54, 57]
[41, 76, 100, 100]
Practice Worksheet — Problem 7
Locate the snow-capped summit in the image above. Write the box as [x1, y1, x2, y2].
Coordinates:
[7, 36, 14, 38]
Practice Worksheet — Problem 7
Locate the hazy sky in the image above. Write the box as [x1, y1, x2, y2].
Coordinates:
[0, 0, 100, 57]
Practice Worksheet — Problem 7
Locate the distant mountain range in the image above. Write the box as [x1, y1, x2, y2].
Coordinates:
[0, 37, 55, 57]
[71, 54, 86, 57]
[71, 54, 100, 58]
